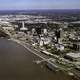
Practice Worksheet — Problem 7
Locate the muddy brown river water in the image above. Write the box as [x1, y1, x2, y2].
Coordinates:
[0, 38, 76, 80]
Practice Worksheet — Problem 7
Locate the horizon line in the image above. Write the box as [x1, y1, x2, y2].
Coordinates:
[0, 8, 80, 11]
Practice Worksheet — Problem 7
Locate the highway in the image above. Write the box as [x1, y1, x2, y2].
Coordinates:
[17, 40, 80, 80]
[0, 38, 68, 80]
[11, 38, 51, 60]
[11, 38, 60, 70]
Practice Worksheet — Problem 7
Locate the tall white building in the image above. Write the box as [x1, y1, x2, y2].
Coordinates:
[20, 22, 28, 31]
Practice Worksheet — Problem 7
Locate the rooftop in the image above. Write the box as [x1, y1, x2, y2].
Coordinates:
[66, 53, 80, 59]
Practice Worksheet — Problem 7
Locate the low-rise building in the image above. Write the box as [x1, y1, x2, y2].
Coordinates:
[66, 53, 80, 61]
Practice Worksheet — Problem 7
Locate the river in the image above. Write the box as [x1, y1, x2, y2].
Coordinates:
[0, 38, 75, 80]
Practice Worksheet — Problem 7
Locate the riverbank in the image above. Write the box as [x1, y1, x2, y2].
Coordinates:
[0, 27, 78, 80]
[0, 38, 73, 80]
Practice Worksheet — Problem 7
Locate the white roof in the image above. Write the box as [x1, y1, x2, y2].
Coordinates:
[20, 27, 28, 30]
[66, 53, 80, 59]
[71, 21, 80, 24]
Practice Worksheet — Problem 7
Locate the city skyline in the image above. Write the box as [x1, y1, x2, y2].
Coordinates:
[0, 0, 80, 10]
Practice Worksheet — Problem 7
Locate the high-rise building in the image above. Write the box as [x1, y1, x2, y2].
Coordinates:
[20, 22, 28, 31]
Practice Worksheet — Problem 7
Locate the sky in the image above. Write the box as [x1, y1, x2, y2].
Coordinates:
[0, 0, 80, 10]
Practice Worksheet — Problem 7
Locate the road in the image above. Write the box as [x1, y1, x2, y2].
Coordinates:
[11, 38, 51, 60]
[0, 38, 69, 80]
[11, 39, 61, 71]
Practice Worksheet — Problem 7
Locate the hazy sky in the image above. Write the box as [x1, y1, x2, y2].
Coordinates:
[0, 0, 80, 10]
